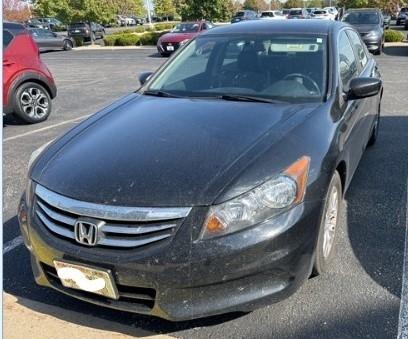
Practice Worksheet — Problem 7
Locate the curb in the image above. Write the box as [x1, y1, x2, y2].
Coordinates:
[384, 42, 408, 47]
[73, 46, 157, 51]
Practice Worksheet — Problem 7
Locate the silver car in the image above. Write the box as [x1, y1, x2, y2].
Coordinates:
[29, 28, 74, 51]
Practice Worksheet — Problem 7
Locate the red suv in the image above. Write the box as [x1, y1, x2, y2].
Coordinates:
[3, 22, 57, 123]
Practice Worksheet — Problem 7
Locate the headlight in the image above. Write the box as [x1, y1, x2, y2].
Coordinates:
[200, 156, 310, 239]
[366, 30, 380, 38]
[28, 140, 54, 170]
[180, 39, 190, 46]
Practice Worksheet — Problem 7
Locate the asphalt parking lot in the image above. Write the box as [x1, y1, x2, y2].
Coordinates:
[3, 43, 408, 338]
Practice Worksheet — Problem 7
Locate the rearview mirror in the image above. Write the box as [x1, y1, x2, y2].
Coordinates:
[346, 77, 382, 100]
[139, 72, 153, 85]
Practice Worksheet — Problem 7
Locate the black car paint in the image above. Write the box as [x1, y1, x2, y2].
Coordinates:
[21, 21, 382, 320]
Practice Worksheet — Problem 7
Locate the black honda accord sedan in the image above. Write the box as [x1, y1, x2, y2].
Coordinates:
[19, 20, 382, 321]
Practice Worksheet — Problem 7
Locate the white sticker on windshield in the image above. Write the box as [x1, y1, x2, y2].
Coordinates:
[317, 38, 323, 43]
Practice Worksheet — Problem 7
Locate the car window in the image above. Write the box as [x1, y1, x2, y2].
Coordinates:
[338, 31, 359, 92]
[147, 35, 327, 103]
[347, 30, 368, 69]
[3, 30, 14, 49]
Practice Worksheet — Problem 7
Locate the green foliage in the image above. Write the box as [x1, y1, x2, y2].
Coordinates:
[73, 36, 84, 46]
[154, 22, 175, 31]
[180, 0, 237, 21]
[103, 31, 169, 46]
[242, 0, 267, 11]
[154, 0, 176, 18]
[103, 35, 117, 46]
[116, 34, 140, 46]
[384, 30, 405, 42]
[283, 0, 304, 8]
[305, 0, 323, 8]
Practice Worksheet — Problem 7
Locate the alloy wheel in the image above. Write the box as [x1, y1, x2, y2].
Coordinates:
[322, 185, 338, 258]
[20, 87, 49, 120]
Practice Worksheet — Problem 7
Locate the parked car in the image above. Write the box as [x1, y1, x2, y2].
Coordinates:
[231, 10, 258, 23]
[68, 22, 105, 42]
[282, 9, 290, 18]
[157, 21, 214, 57]
[117, 15, 135, 26]
[131, 16, 145, 25]
[37, 17, 65, 31]
[20, 20, 383, 321]
[396, 7, 408, 26]
[382, 12, 391, 29]
[342, 8, 384, 55]
[260, 10, 285, 20]
[3, 22, 56, 123]
[29, 28, 74, 51]
[287, 8, 310, 19]
[311, 9, 333, 20]
[26, 18, 49, 30]
[324, 7, 339, 20]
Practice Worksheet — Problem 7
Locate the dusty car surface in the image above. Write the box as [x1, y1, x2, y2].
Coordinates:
[19, 20, 383, 321]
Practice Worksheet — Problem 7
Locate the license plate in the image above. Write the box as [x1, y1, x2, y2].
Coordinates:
[74, 29, 80, 33]
[166, 46, 174, 51]
[54, 260, 119, 299]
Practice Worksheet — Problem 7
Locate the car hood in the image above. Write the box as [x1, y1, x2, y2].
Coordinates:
[160, 32, 197, 43]
[33, 94, 318, 207]
[352, 24, 380, 33]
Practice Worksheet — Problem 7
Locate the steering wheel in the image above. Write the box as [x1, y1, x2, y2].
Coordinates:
[283, 73, 321, 96]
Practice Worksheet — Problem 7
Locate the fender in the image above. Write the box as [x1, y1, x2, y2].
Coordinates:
[4, 71, 57, 114]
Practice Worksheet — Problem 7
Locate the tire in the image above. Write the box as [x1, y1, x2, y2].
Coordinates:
[367, 103, 380, 147]
[63, 39, 73, 51]
[374, 44, 382, 55]
[13, 82, 52, 124]
[313, 171, 342, 275]
[397, 19, 400, 25]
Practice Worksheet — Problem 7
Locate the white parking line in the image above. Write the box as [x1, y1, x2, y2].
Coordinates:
[3, 236, 23, 255]
[4, 115, 90, 142]
[398, 178, 408, 339]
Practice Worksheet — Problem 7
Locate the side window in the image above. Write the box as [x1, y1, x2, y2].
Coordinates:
[347, 30, 368, 69]
[3, 30, 14, 49]
[338, 31, 358, 91]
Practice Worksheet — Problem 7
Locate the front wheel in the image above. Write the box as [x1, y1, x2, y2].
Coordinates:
[13, 82, 52, 124]
[63, 39, 73, 50]
[313, 171, 342, 275]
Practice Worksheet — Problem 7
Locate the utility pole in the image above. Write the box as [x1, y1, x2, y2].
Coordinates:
[146, 0, 153, 27]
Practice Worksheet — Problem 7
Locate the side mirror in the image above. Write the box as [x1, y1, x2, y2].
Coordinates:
[346, 77, 382, 100]
[138, 72, 153, 85]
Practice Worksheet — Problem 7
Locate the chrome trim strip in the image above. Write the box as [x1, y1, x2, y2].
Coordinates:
[101, 223, 176, 235]
[37, 200, 76, 226]
[98, 233, 171, 248]
[36, 210, 75, 239]
[35, 184, 192, 222]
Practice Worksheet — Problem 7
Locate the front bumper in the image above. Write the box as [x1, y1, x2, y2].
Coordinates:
[19, 195, 323, 321]
[362, 36, 382, 52]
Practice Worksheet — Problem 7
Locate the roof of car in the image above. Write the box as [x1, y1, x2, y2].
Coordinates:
[3, 22, 27, 34]
[203, 20, 344, 36]
[346, 8, 380, 12]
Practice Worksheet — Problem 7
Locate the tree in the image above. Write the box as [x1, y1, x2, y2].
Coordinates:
[305, 0, 323, 8]
[283, 0, 304, 9]
[180, 0, 236, 21]
[243, 0, 268, 11]
[3, 0, 32, 21]
[154, 0, 176, 20]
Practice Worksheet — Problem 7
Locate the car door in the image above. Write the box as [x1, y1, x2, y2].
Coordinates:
[347, 29, 380, 146]
[3, 29, 15, 105]
[43, 30, 62, 49]
[337, 29, 367, 180]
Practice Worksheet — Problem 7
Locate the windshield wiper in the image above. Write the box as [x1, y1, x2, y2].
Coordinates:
[143, 90, 181, 98]
[218, 94, 286, 104]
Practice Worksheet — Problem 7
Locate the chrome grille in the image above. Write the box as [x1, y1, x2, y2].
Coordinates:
[34, 184, 191, 249]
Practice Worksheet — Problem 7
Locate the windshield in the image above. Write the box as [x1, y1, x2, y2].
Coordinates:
[314, 10, 327, 15]
[172, 23, 200, 33]
[290, 10, 303, 15]
[146, 35, 327, 103]
[343, 12, 379, 24]
[235, 12, 245, 17]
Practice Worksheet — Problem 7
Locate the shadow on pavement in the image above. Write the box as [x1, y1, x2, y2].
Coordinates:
[347, 116, 408, 299]
[384, 46, 408, 57]
[3, 116, 407, 337]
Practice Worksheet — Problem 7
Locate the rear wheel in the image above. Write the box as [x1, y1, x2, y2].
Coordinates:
[13, 82, 52, 124]
[63, 39, 73, 51]
[313, 171, 342, 275]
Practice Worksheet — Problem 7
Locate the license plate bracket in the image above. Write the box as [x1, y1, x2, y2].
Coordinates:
[53, 260, 119, 300]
